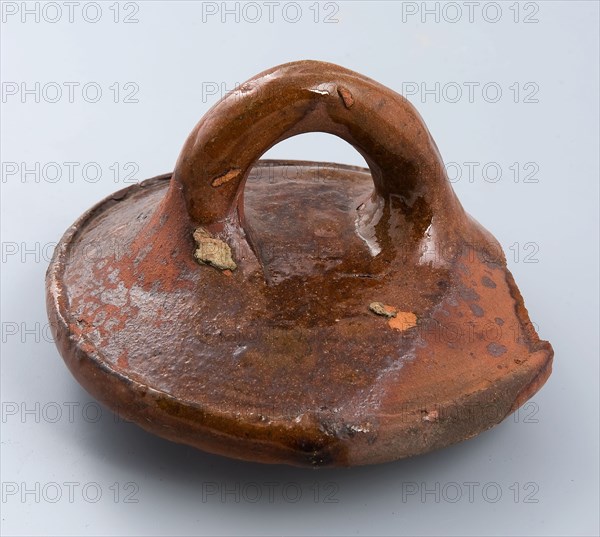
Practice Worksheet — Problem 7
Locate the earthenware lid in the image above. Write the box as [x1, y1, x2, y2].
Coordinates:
[46, 61, 553, 466]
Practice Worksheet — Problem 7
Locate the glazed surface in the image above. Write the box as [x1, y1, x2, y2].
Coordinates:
[47, 163, 552, 466]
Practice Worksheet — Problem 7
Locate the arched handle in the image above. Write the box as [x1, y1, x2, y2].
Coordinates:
[171, 60, 458, 227]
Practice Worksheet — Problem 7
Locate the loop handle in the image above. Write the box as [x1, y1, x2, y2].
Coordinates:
[172, 60, 456, 226]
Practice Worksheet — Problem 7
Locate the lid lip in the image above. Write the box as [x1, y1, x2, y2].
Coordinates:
[250, 158, 371, 174]
[47, 289, 553, 467]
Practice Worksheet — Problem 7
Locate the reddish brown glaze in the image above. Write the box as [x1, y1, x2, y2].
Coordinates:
[46, 61, 553, 467]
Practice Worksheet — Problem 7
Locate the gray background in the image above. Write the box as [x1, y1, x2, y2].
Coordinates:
[1, 1, 598, 535]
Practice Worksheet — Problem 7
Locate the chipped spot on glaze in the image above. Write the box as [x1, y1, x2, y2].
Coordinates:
[422, 409, 439, 422]
[193, 227, 237, 271]
[369, 302, 397, 318]
[388, 312, 417, 331]
[337, 86, 354, 108]
[211, 169, 241, 188]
